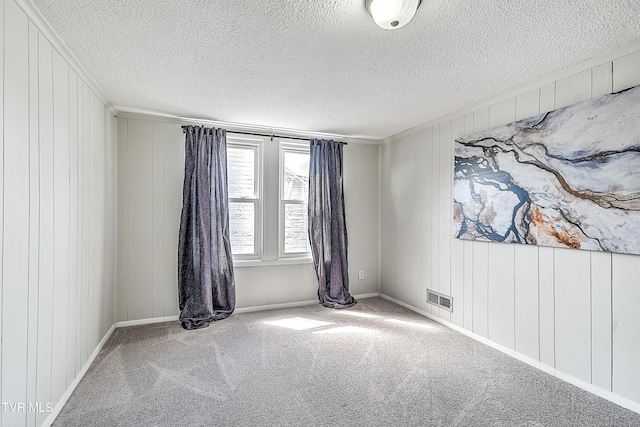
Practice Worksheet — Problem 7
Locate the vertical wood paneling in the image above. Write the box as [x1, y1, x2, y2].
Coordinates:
[81, 82, 91, 363]
[93, 95, 105, 339]
[0, 0, 4, 412]
[555, 248, 592, 382]
[462, 240, 473, 329]
[438, 122, 452, 321]
[489, 97, 516, 127]
[26, 20, 40, 427]
[472, 241, 488, 338]
[0, 6, 117, 423]
[450, 116, 465, 327]
[592, 62, 613, 98]
[430, 125, 440, 313]
[75, 77, 84, 368]
[2, 3, 30, 425]
[591, 251, 612, 390]
[538, 246, 555, 366]
[116, 119, 129, 321]
[163, 123, 182, 315]
[91, 95, 101, 343]
[555, 70, 591, 108]
[420, 128, 433, 313]
[52, 50, 71, 403]
[67, 70, 79, 387]
[487, 243, 515, 348]
[36, 32, 55, 427]
[539, 82, 555, 113]
[128, 119, 153, 320]
[396, 136, 408, 301]
[515, 88, 540, 120]
[612, 253, 640, 403]
[109, 114, 118, 323]
[151, 122, 165, 317]
[612, 50, 640, 92]
[380, 143, 394, 293]
[405, 132, 422, 304]
[514, 245, 539, 359]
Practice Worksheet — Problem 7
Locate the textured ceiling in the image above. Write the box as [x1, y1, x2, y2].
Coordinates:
[31, 0, 640, 140]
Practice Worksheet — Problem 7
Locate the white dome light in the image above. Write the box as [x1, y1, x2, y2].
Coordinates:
[366, 0, 421, 30]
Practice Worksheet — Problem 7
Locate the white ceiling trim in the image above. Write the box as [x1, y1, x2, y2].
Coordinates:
[381, 39, 640, 145]
[16, 0, 113, 113]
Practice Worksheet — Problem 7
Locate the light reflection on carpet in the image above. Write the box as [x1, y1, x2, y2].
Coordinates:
[333, 310, 379, 319]
[313, 326, 380, 334]
[264, 317, 332, 330]
[385, 319, 434, 329]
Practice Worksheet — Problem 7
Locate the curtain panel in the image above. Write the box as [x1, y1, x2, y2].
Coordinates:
[178, 125, 235, 330]
[308, 139, 356, 308]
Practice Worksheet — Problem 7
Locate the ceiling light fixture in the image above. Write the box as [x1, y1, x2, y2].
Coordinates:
[365, 0, 421, 30]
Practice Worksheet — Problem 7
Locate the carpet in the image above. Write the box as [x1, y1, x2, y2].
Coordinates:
[53, 297, 640, 426]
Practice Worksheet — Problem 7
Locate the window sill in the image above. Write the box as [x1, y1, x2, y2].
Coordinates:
[233, 257, 313, 268]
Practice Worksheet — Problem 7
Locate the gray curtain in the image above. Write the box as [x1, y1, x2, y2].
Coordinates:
[178, 125, 235, 330]
[308, 139, 356, 308]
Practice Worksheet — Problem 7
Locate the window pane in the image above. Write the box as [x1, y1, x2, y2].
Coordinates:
[283, 151, 309, 201]
[284, 203, 310, 253]
[228, 147, 255, 198]
[229, 202, 255, 255]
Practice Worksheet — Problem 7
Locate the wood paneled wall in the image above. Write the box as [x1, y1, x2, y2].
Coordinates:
[380, 50, 640, 406]
[0, 1, 118, 425]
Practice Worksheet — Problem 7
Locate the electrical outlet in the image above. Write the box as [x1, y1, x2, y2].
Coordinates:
[358, 270, 365, 280]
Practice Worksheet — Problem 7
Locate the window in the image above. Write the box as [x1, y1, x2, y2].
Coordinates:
[227, 137, 262, 259]
[226, 135, 310, 265]
[280, 143, 311, 257]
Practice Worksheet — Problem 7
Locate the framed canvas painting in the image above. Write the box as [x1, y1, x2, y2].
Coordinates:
[453, 85, 640, 255]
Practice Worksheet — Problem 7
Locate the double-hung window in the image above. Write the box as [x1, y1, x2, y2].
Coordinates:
[280, 142, 311, 257]
[227, 136, 262, 260]
[226, 135, 310, 264]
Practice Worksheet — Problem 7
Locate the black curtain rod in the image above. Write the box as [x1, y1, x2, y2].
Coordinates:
[229, 130, 347, 145]
[182, 125, 346, 145]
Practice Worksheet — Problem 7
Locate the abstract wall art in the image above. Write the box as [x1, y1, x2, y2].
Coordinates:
[453, 84, 640, 255]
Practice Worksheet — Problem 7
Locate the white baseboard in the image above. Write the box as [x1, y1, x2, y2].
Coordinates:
[42, 324, 117, 427]
[379, 293, 640, 416]
[114, 293, 381, 324]
[354, 292, 381, 299]
[115, 315, 179, 328]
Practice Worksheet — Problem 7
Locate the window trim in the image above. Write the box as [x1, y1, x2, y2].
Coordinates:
[227, 135, 263, 261]
[278, 140, 311, 259]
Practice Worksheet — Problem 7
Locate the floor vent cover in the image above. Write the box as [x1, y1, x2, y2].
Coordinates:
[427, 289, 453, 312]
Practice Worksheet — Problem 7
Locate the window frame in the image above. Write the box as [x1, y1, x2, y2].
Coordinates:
[226, 135, 263, 261]
[278, 140, 311, 259]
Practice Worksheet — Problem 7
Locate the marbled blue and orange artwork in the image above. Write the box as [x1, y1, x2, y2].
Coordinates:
[453, 84, 640, 254]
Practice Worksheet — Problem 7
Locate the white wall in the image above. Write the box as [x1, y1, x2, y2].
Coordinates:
[0, 0, 118, 426]
[380, 49, 640, 408]
[116, 115, 379, 321]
